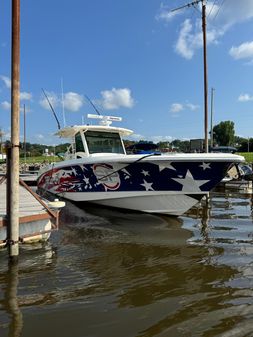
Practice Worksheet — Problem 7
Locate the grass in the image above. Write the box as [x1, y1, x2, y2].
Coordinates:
[238, 152, 253, 164]
[19, 155, 61, 164]
[7, 152, 253, 165]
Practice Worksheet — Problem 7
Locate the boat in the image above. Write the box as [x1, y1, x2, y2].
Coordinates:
[37, 114, 244, 216]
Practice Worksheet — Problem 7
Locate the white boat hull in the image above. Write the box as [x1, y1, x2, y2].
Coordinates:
[59, 190, 206, 216]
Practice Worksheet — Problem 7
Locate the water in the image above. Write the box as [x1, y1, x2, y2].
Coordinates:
[1, 189, 253, 337]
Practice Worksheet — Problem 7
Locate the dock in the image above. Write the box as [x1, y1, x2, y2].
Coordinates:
[0, 177, 64, 248]
[218, 179, 253, 193]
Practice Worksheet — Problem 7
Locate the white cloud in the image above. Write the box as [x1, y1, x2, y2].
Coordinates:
[1, 100, 32, 111]
[238, 93, 253, 102]
[170, 103, 184, 113]
[150, 135, 173, 143]
[186, 103, 199, 111]
[128, 133, 146, 141]
[229, 41, 253, 61]
[101, 88, 134, 110]
[211, 0, 253, 28]
[1, 101, 11, 110]
[20, 91, 32, 101]
[40, 91, 84, 112]
[155, 4, 183, 22]
[170, 103, 183, 113]
[175, 19, 195, 60]
[175, 18, 222, 59]
[170, 102, 199, 114]
[158, 0, 253, 59]
[63, 92, 84, 112]
[0, 75, 11, 88]
[35, 134, 45, 140]
[127, 133, 174, 143]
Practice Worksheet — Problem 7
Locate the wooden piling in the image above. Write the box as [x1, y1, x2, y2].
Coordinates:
[8, 0, 20, 259]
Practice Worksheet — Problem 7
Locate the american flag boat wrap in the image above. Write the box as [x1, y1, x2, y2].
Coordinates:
[37, 115, 244, 216]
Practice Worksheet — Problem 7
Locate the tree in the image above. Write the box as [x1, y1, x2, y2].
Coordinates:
[238, 138, 253, 152]
[213, 121, 235, 146]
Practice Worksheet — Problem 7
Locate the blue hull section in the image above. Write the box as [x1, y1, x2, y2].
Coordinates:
[38, 161, 232, 195]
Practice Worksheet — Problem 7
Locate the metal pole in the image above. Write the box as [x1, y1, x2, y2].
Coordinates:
[210, 87, 214, 148]
[202, 0, 208, 153]
[9, 0, 20, 259]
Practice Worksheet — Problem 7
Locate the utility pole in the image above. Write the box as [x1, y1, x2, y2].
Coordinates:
[171, 0, 209, 152]
[210, 87, 215, 148]
[8, 0, 20, 260]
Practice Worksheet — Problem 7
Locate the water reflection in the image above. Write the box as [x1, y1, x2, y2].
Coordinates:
[0, 243, 57, 337]
[4, 262, 22, 337]
[1, 192, 253, 336]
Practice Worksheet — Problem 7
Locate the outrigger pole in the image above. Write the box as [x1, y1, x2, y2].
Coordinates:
[85, 95, 101, 116]
[42, 88, 61, 130]
[171, 0, 209, 153]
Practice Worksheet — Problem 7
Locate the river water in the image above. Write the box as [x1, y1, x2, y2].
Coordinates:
[1, 188, 253, 337]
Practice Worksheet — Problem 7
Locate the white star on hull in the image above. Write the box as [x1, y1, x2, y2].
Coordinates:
[199, 162, 211, 170]
[158, 162, 176, 172]
[141, 179, 154, 191]
[172, 170, 210, 192]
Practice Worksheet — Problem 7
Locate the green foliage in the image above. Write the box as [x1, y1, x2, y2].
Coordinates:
[19, 142, 70, 157]
[19, 156, 61, 164]
[171, 139, 190, 152]
[157, 141, 170, 149]
[236, 138, 253, 152]
[213, 121, 235, 146]
[238, 152, 253, 163]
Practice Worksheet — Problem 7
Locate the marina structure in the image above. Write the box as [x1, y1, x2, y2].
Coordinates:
[0, 176, 64, 248]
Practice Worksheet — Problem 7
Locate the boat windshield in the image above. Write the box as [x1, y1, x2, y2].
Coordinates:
[85, 130, 125, 154]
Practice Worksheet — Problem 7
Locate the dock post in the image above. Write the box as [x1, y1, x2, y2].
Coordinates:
[8, 0, 20, 260]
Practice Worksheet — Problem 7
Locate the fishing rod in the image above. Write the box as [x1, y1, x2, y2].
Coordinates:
[85, 94, 101, 115]
[42, 88, 61, 130]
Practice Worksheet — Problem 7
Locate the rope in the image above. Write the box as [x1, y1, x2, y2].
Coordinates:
[97, 153, 161, 181]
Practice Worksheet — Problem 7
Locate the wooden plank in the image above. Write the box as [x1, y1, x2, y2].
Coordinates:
[0, 180, 57, 220]
[0, 212, 53, 227]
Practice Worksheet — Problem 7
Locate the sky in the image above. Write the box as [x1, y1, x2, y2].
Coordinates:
[1, 0, 253, 145]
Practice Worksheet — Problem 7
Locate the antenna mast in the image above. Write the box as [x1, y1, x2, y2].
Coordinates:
[61, 77, 66, 127]
[171, 0, 209, 153]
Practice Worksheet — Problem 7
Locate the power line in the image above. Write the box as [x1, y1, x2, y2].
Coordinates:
[207, 0, 219, 19]
[171, 0, 202, 13]
[213, 0, 227, 21]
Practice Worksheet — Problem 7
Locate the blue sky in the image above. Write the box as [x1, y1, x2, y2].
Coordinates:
[1, 0, 253, 145]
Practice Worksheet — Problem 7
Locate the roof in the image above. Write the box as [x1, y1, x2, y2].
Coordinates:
[55, 124, 134, 138]
[210, 146, 237, 153]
